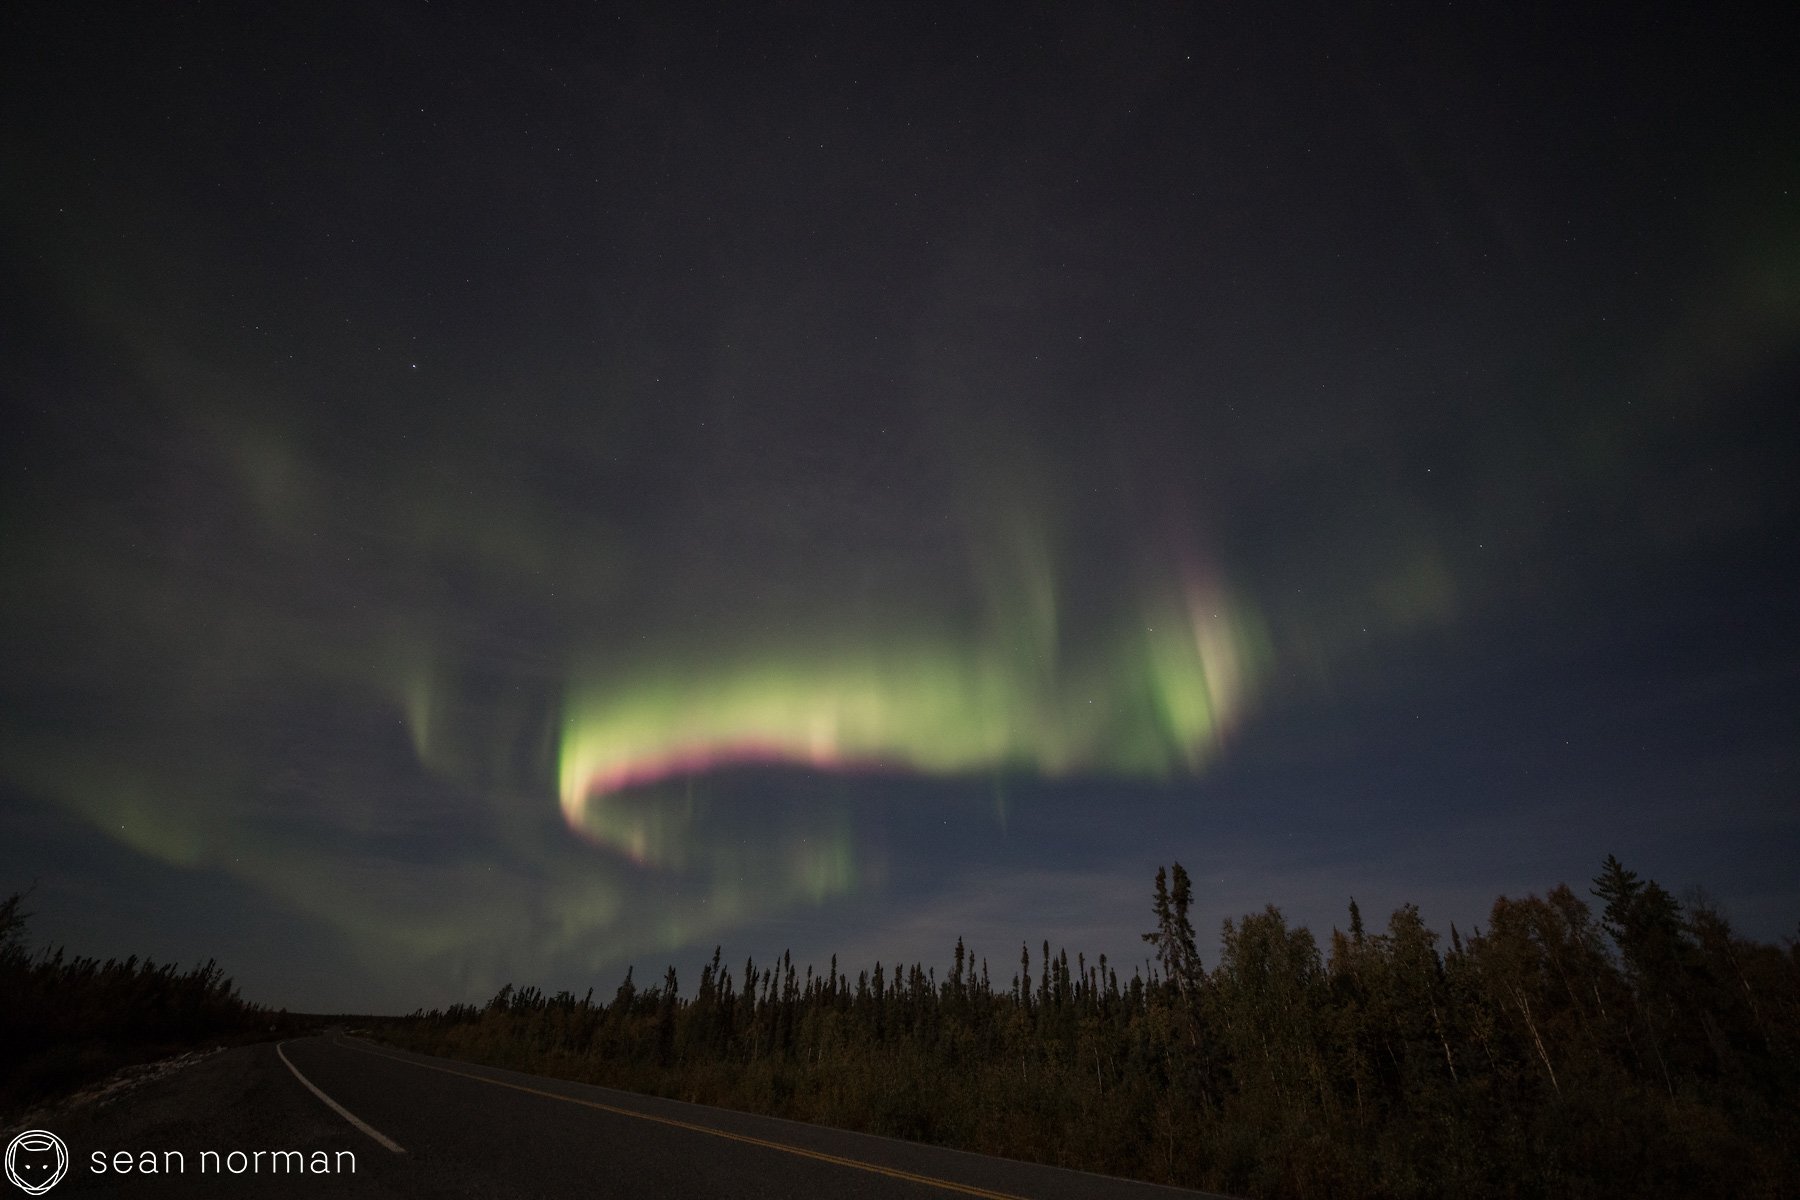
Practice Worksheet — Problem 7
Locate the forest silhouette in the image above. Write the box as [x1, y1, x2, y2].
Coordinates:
[383, 859, 1800, 1198]
[5, 860, 1797, 1198]
[0, 891, 270, 1115]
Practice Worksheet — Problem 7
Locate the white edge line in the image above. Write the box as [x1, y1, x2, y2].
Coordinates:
[277, 1040, 407, 1154]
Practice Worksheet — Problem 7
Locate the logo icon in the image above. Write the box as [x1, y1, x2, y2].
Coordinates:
[4, 1131, 68, 1195]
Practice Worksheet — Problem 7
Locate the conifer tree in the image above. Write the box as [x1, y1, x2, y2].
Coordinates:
[1168, 863, 1201, 994]
[1143, 866, 1171, 975]
[1592, 854, 1691, 997]
[1143, 863, 1201, 998]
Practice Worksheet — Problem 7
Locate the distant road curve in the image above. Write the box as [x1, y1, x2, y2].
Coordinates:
[49, 1033, 1234, 1197]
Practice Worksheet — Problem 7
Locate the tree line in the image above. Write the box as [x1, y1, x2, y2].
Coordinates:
[384, 858, 1800, 1199]
[0, 890, 270, 1117]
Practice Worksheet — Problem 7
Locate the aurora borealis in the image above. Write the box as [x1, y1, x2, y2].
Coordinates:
[559, 564, 1261, 859]
[2, 5, 1797, 1011]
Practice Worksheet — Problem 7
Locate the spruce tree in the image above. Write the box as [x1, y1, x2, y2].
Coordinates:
[1169, 862, 1201, 993]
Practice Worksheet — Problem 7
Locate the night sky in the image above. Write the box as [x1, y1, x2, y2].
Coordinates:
[3, 4, 1796, 1013]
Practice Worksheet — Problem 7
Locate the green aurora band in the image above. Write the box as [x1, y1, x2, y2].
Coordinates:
[559, 571, 1267, 863]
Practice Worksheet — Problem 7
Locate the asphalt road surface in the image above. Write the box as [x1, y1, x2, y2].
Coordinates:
[26, 1034, 1232, 1198]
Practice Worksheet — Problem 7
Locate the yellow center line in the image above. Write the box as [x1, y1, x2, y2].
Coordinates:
[333, 1037, 1031, 1200]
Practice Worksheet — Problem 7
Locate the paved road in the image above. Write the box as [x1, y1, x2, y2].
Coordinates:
[30, 1034, 1231, 1198]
